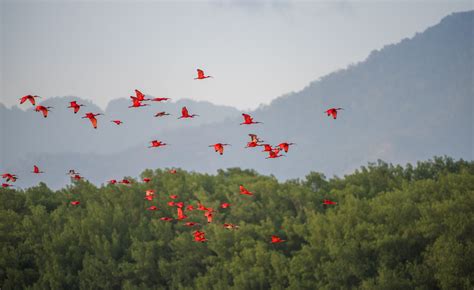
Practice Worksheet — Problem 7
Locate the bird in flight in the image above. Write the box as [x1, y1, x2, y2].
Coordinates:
[67, 101, 85, 114]
[134, 89, 150, 101]
[178, 106, 199, 119]
[2, 173, 18, 183]
[249, 134, 264, 144]
[325, 108, 344, 119]
[82, 112, 103, 129]
[271, 235, 285, 243]
[148, 140, 167, 148]
[20, 95, 40, 106]
[32, 165, 44, 174]
[261, 144, 274, 152]
[35, 105, 53, 118]
[150, 97, 170, 102]
[277, 142, 295, 153]
[129, 97, 149, 108]
[209, 143, 231, 155]
[111, 120, 123, 125]
[266, 148, 284, 159]
[194, 69, 212, 80]
[2, 183, 14, 188]
[240, 113, 262, 125]
[154, 111, 171, 118]
[239, 185, 253, 196]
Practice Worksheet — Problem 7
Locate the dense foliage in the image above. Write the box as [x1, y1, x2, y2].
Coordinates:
[1, 157, 473, 289]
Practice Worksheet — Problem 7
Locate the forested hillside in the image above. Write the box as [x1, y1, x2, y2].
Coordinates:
[1, 157, 473, 289]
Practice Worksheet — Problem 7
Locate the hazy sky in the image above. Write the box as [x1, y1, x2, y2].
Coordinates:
[1, 0, 472, 110]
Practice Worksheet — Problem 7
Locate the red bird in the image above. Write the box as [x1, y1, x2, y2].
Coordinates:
[147, 206, 159, 211]
[82, 112, 103, 129]
[184, 222, 199, 227]
[271, 235, 285, 243]
[223, 223, 239, 230]
[148, 140, 167, 148]
[170, 195, 178, 199]
[177, 208, 188, 220]
[239, 185, 253, 196]
[129, 97, 149, 108]
[322, 199, 337, 205]
[266, 149, 284, 159]
[32, 165, 44, 174]
[150, 97, 170, 102]
[169, 169, 177, 174]
[186, 205, 194, 211]
[167, 201, 175, 207]
[209, 143, 231, 155]
[160, 217, 173, 222]
[142, 178, 151, 183]
[221, 203, 231, 209]
[175, 202, 184, 208]
[119, 179, 131, 185]
[261, 144, 274, 152]
[277, 142, 295, 153]
[205, 210, 213, 223]
[240, 113, 262, 125]
[193, 230, 207, 242]
[134, 89, 150, 101]
[194, 69, 212, 80]
[2, 183, 13, 188]
[249, 134, 264, 143]
[35, 105, 53, 118]
[20, 95, 41, 106]
[325, 107, 344, 119]
[145, 190, 155, 197]
[70, 201, 80, 206]
[245, 141, 260, 148]
[111, 120, 123, 125]
[108, 179, 117, 184]
[178, 106, 199, 119]
[71, 174, 82, 181]
[67, 101, 85, 114]
[154, 111, 171, 117]
[144, 195, 154, 201]
[2, 173, 18, 183]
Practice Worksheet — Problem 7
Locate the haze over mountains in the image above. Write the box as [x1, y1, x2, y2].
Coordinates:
[1, 11, 472, 189]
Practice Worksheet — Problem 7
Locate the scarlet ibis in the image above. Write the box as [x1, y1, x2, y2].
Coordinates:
[261, 144, 273, 152]
[167, 201, 175, 207]
[169, 169, 177, 174]
[271, 235, 285, 243]
[193, 230, 207, 242]
[160, 217, 173, 221]
[184, 222, 199, 227]
[148, 140, 167, 148]
[108, 179, 117, 184]
[2, 173, 18, 183]
[111, 120, 123, 125]
[249, 134, 264, 143]
[240, 113, 262, 125]
[144, 195, 154, 201]
[145, 190, 155, 197]
[35, 106, 53, 118]
[175, 202, 184, 208]
[223, 223, 239, 230]
[277, 142, 295, 153]
[170, 195, 178, 199]
[70, 201, 80, 206]
[134, 89, 150, 101]
[209, 143, 231, 155]
[177, 208, 188, 220]
[32, 165, 44, 174]
[67, 101, 85, 114]
[245, 141, 260, 148]
[322, 199, 337, 205]
[82, 112, 103, 129]
[147, 206, 159, 211]
[2, 183, 13, 188]
[266, 148, 284, 159]
[20, 95, 40, 106]
[205, 210, 213, 223]
[142, 178, 151, 183]
[221, 203, 231, 209]
[239, 185, 253, 196]
[72, 174, 82, 181]
[119, 179, 131, 185]
[178, 106, 199, 119]
[186, 205, 194, 211]
[150, 97, 170, 102]
[194, 69, 212, 80]
[325, 108, 343, 119]
[154, 111, 171, 117]
[129, 97, 149, 108]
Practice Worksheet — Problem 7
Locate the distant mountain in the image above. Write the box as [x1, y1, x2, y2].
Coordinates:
[1, 11, 472, 189]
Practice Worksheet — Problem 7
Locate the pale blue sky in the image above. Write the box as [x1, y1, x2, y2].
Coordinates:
[1, 0, 472, 110]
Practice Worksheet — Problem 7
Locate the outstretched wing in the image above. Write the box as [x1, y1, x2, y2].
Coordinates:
[135, 89, 145, 101]
[182, 106, 189, 117]
[197, 69, 204, 78]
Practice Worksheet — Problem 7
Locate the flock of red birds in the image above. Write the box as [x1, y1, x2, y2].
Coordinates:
[5, 69, 342, 244]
